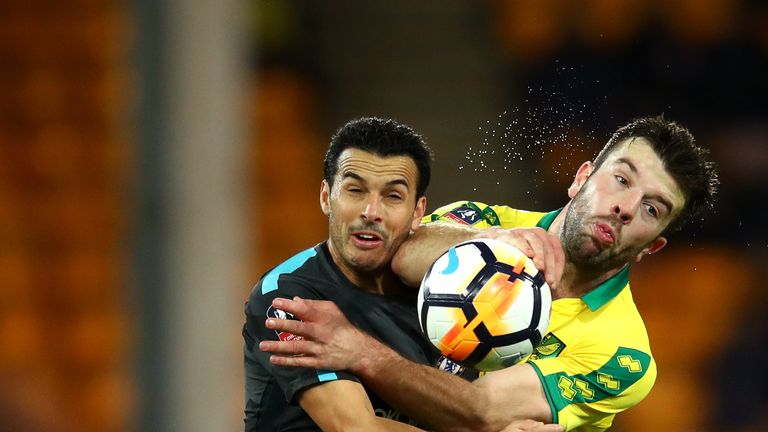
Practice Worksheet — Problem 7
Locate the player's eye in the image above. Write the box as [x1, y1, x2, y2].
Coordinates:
[615, 175, 628, 186]
[644, 203, 658, 218]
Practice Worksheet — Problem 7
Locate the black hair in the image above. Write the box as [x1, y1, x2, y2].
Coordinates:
[323, 117, 433, 198]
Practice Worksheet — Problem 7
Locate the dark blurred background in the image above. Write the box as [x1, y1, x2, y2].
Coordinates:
[0, 0, 765, 430]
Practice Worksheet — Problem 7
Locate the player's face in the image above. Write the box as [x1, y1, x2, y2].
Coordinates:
[321, 148, 426, 277]
[561, 138, 685, 273]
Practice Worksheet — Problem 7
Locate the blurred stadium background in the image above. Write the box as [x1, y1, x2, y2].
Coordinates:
[0, 0, 766, 430]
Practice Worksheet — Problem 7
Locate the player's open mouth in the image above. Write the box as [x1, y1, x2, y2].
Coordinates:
[351, 231, 384, 248]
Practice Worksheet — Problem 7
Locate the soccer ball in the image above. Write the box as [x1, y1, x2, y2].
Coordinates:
[418, 238, 552, 371]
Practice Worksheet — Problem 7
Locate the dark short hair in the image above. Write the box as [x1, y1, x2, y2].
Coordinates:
[323, 117, 433, 198]
[593, 115, 719, 235]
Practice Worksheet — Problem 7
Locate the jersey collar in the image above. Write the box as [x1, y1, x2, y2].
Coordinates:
[536, 208, 630, 311]
[535, 209, 560, 231]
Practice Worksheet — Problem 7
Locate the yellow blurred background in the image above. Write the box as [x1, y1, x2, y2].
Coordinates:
[0, 0, 766, 431]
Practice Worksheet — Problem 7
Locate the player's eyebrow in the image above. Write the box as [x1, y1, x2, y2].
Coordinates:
[616, 157, 639, 175]
[616, 157, 674, 215]
[342, 171, 410, 188]
[385, 178, 409, 189]
[342, 171, 364, 182]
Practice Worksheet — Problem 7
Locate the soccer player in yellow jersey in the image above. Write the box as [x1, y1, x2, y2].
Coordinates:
[259, 115, 719, 431]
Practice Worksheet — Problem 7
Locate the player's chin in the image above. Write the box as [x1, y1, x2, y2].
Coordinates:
[569, 236, 600, 256]
[567, 243, 604, 266]
[351, 253, 390, 272]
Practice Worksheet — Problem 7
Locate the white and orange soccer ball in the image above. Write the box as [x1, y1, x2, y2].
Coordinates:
[418, 238, 552, 371]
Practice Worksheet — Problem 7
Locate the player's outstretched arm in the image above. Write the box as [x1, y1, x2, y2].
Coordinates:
[299, 379, 425, 432]
[261, 297, 555, 432]
[393, 223, 564, 289]
[501, 420, 563, 432]
[392, 222, 479, 287]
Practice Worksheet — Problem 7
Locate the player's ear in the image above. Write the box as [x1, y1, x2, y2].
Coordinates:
[411, 196, 427, 231]
[568, 162, 593, 199]
[320, 180, 331, 216]
[634, 236, 667, 263]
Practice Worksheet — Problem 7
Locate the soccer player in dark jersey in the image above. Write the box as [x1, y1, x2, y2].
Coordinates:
[244, 117, 560, 432]
[243, 117, 438, 431]
[259, 116, 719, 431]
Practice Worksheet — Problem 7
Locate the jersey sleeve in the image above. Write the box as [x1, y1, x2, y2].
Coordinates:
[243, 275, 360, 404]
[423, 200, 546, 229]
[527, 344, 657, 431]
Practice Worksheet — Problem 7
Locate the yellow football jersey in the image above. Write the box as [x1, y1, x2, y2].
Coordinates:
[425, 201, 657, 431]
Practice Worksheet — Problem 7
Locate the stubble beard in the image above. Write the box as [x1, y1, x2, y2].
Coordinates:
[328, 212, 389, 273]
[561, 191, 644, 275]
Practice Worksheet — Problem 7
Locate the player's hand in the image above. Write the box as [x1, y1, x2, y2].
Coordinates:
[259, 297, 372, 372]
[476, 227, 564, 290]
[500, 419, 563, 432]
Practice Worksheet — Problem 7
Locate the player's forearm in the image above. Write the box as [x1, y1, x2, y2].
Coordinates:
[374, 418, 426, 431]
[354, 338, 501, 432]
[392, 223, 481, 287]
[301, 379, 427, 432]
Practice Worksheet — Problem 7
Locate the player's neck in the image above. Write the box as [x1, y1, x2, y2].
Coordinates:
[557, 263, 624, 300]
[346, 268, 404, 295]
[326, 248, 402, 295]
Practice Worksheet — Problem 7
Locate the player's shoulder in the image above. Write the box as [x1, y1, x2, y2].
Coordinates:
[530, 289, 655, 427]
[580, 285, 652, 355]
[602, 284, 647, 330]
[247, 244, 327, 304]
[558, 289, 656, 398]
[423, 200, 548, 228]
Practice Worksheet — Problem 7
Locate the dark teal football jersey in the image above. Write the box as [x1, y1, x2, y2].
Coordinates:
[243, 242, 438, 431]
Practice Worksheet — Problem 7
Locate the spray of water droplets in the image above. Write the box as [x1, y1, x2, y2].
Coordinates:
[460, 69, 610, 200]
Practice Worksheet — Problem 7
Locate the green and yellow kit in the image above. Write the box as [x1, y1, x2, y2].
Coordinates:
[425, 201, 657, 431]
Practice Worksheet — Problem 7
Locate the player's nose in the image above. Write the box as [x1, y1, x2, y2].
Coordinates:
[361, 195, 382, 222]
[613, 190, 642, 223]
